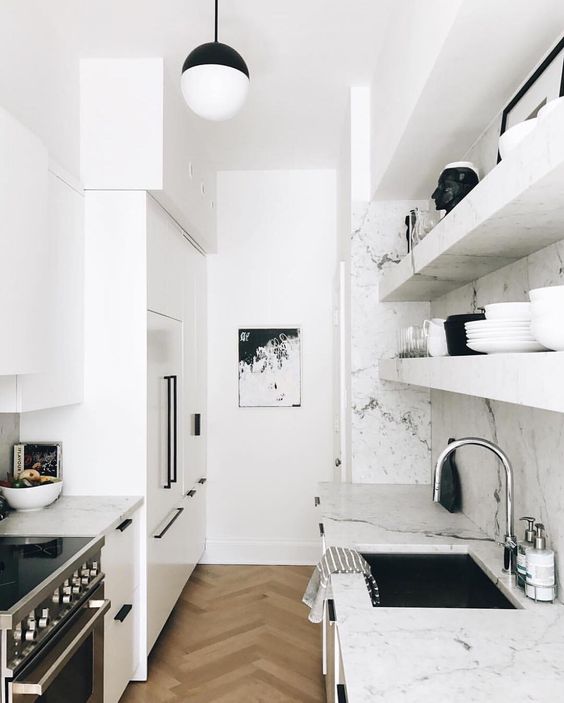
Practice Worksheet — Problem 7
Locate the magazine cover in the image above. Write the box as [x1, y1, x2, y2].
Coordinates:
[13, 443, 62, 479]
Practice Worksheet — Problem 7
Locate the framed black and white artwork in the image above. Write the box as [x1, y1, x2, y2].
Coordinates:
[238, 328, 302, 408]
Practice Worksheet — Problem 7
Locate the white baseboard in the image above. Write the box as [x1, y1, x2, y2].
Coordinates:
[201, 539, 320, 565]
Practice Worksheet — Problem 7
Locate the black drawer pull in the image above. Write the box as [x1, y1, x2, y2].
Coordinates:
[116, 518, 133, 533]
[186, 489, 196, 498]
[319, 522, 325, 537]
[194, 413, 201, 436]
[198, 477, 207, 485]
[327, 599, 336, 623]
[337, 684, 348, 703]
[314, 496, 320, 507]
[154, 507, 184, 539]
[114, 604, 132, 622]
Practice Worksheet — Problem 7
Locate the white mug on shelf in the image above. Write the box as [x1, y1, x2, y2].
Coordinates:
[423, 318, 448, 357]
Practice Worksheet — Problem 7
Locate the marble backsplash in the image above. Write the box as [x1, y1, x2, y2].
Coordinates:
[431, 239, 564, 596]
[0, 414, 19, 478]
[351, 200, 431, 483]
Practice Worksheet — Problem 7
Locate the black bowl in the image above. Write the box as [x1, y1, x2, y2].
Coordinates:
[444, 312, 485, 356]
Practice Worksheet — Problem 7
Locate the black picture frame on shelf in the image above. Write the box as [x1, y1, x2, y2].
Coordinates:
[498, 35, 564, 162]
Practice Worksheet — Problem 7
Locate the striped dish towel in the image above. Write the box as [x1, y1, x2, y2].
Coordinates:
[302, 546, 380, 623]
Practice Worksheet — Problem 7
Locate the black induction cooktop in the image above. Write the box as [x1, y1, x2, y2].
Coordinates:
[0, 536, 92, 611]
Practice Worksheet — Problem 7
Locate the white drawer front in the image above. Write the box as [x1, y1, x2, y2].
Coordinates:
[103, 512, 140, 611]
[104, 590, 138, 703]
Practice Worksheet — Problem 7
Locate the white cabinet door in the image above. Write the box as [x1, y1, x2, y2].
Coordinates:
[147, 196, 186, 322]
[104, 511, 140, 703]
[147, 502, 189, 652]
[184, 479, 206, 576]
[0, 107, 48, 376]
[182, 245, 207, 491]
[147, 311, 184, 535]
[18, 168, 84, 411]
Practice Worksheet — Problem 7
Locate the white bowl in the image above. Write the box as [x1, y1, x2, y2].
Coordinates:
[484, 302, 531, 320]
[499, 119, 538, 159]
[532, 316, 564, 351]
[1, 481, 63, 512]
[529, 285, 564, 302]
[538, 97, 564, 122]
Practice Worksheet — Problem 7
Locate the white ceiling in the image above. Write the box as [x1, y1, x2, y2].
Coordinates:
[57, 0, 395, 171]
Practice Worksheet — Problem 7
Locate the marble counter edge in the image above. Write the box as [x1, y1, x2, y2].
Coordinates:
[0, 496, 144, 537]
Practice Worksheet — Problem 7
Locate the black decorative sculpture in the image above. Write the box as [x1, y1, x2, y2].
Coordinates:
[432, 161, 480, 213]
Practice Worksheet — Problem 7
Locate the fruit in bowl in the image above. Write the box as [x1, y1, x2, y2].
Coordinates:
[0, 472, 63, 512]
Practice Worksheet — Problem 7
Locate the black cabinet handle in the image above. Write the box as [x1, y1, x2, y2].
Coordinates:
[186, 489, 196, 498]
[327, 599, 336, 623]
[164, 375, 178, 487]
[314, 496, 320, 507]
[194, 413, 201, 436]
[198, 477, 207, 485]
[337, 684, 348, 703]
[116, 518, 133, 533]
[154, 507, 184, 539]
[319, 523, 325, 537]
[114, 604, 132, 622]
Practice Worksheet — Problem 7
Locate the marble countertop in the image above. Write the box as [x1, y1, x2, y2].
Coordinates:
[0, 496, 143, 537]
[319, 483, 564, 702]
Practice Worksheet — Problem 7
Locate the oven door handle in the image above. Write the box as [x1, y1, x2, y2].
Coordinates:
[11, 597, 110, 697]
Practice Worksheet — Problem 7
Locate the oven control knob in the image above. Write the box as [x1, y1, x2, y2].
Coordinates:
[26, 617, 36, 630]
[24, 629, 37, 642]
[62, 594, 72, 604]
[52, 589, 61, 604]
[62, 585, 72, 596]
[81, 576, 90, 585]
[72, 585, 81, 595]
[38, 609, 50, 629]
[13, 625, 22, 642]
[81, 569, 90, 578]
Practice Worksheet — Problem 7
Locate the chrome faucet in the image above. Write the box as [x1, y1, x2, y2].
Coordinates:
[433, 437, 517, 573]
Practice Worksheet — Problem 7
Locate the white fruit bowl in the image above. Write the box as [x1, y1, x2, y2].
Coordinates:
[499, 119, 537, 159]
[1, 481, 63, 512]
[484, 302, 531, 320]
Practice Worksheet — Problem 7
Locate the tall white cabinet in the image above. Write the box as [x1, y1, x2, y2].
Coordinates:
[20, 192, 208, 700]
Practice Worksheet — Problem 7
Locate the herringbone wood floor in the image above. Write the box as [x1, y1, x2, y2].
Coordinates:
[121, 565, 324, 702]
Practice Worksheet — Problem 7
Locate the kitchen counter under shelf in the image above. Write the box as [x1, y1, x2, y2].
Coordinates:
[319, 482, 564, 703]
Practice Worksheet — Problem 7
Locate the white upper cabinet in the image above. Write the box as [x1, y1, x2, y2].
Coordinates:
[80, 58, 164, 191]
[0, 106, 48, 375]
[147, 197, 186, 322]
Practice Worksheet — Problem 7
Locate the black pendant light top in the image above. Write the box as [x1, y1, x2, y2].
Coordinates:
[182, 42, 249, 78]
[182, 0, 249, 78]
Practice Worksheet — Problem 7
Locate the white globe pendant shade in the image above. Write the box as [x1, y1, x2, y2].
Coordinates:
[181, 42, 250, 121]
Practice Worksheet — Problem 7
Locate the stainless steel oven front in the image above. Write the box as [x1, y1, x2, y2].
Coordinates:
[8, 583, 109, 703]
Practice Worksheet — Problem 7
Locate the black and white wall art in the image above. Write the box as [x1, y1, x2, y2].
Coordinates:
[238, 328, 301, 407]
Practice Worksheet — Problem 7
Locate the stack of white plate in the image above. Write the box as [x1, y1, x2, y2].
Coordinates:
[465, 303, 546, 353]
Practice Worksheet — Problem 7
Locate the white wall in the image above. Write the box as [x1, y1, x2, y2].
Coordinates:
[204, 170, 337, 565]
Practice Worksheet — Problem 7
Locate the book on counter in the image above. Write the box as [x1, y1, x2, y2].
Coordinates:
[13, 442, 62, 479]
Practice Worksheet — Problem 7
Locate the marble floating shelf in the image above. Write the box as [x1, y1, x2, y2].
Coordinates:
[379, 354, 564, 413]
[379, 103, 564, 302]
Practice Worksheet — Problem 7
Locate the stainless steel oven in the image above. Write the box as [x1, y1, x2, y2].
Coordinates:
[8, 583, 109, 703]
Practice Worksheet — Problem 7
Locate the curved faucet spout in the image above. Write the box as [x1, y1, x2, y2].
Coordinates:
[433, 437, 516, 571]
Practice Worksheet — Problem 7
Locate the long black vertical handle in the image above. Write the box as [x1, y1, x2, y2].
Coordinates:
[164, 376, 172, 489]
[172, 375, 178, 484]
[194, 413, 201, 436]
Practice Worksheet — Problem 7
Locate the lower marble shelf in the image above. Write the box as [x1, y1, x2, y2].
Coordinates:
[379, 353, 564, 413]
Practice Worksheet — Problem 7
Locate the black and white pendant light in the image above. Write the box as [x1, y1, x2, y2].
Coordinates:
[181, 0, 250, 121]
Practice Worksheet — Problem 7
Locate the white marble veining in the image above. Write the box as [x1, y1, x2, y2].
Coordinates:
[0, 495, 143, 537]
[319, 483, 564, 703]
[351, 201, 431, 483]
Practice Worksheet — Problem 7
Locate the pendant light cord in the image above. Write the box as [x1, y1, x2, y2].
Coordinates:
[214, 0, 218, 42]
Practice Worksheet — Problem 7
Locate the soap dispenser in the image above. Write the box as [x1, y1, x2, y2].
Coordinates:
[517, 516, 536, 588]
[525, 523, 556, 602]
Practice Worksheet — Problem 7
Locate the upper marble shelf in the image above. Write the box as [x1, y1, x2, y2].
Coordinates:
[379, 103, 564, 302]
[380, 353, 564, 413]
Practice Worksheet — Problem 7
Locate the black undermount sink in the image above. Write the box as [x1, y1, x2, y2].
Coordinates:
[361, 553, 516, 609]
